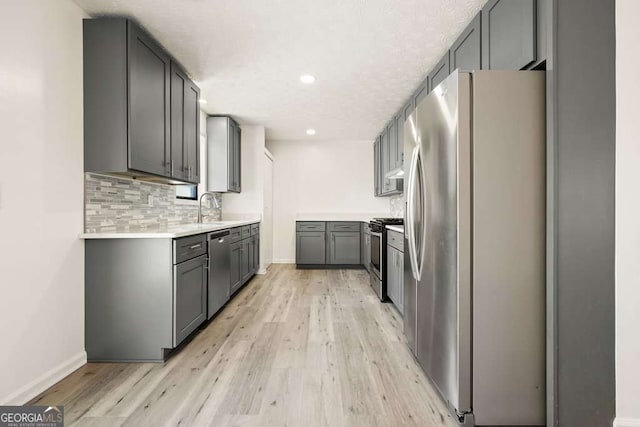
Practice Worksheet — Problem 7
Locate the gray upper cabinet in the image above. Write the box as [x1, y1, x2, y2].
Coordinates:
[128, 21, 170, 177]
[374, 137, 381, 196]
[395, 112, 405, 167]
[83, 18, 199, 185]
[450, 12, 482, 72]
[377, 121, 402, 197]
[207, 116, 241, 193]
[413, 75, 430, 106]
[482, 0, 537, 70]
[429, 53, 451, 91]
[170, 62, 200, 184]
[388, 120, 398, 171]
[328, 231, 361, 265]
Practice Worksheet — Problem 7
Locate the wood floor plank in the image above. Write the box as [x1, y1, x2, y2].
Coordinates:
[30, 264, 457, 427]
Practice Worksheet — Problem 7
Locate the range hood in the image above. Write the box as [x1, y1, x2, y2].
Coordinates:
[385, 166, 404, 180]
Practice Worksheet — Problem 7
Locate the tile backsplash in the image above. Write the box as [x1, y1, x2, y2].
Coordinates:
[84, 173, 222, 233]
[390, 193, 404, 219]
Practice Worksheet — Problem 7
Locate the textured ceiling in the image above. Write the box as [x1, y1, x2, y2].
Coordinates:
[73, 0, 485, 140]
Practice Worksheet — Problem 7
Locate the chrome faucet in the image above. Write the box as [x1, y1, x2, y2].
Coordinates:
[198, 192, 220, 223]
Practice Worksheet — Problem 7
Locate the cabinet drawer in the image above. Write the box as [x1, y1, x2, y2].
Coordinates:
[327, 222, 361, 232]
[296, 221, 326, 232]
[251, 223, 260, 236]
[229, 227, 242, 243]
[241, 225, 251, 240]
[387, 230, 404, 252]
[174, 234, 207, 264]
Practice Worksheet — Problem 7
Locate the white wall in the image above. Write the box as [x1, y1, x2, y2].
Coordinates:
[266, 140, 390, 262]
[0, 0, 86, 404]
[615, 1, 640, 425]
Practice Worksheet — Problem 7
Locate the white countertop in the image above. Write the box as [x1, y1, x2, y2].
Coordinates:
[295, 213, 391, 222]
[80, 218, 261, 239]
[386, 225, 404, 233]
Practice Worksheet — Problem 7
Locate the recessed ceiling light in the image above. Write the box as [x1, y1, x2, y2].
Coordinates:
[300, 75, 316, 84]
[199, 99, 208, 104]
[306, 129, 316, 135]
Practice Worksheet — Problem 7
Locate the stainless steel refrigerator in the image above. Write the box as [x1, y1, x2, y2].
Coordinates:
[403, 71, 546, 426]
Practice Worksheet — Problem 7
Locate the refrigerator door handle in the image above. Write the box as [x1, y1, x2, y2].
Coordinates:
[407, 144, 422, 281]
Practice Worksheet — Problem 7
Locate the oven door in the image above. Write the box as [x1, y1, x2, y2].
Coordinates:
[370, 231, 382, 278]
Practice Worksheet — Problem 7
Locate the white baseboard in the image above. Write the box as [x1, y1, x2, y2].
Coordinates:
[614, 418, 640, 427]
[272, 259, 295, 264]
[1, 351, 87, 405]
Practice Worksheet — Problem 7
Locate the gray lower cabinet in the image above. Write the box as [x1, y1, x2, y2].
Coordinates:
[83, 18, 200, 185]
[230, 223, 260, 293]
[174, 254, 208, 345]
[241, 238, 251, 282]
[362, 223, 371, 273]
[387, 230, 404, 312]
[482, 0, 537, 70]
[85, 238, 206, 362]
[207, 116, 241, 193]
[328, 231, 361, 265]
[230, 240, 242, 294]
[386, 246, 404, 313]
[297, 232, 326, 265]
[450, 12, 482, 72]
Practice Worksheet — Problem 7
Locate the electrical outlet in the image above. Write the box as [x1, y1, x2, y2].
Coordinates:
[148, 195, 154, 207]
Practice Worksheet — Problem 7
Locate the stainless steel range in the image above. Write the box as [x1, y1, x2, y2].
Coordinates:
[368, 217, 403, 301]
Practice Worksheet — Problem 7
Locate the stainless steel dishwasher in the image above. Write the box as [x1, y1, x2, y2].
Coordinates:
[207, 230, 230, 319]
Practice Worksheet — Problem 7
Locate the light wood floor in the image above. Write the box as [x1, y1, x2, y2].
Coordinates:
[31, 264, 456, 427]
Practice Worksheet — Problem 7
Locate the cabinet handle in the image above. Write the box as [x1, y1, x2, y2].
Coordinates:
[171, 160, 174, 176]
[190, 244, 202, 249]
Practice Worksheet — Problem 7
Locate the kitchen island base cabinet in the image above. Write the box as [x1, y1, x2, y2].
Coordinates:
[296, 221, 363, 268]
[85, 239, 202, 362]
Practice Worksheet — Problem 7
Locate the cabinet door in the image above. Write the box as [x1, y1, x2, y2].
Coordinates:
[374, 137, 381, 196]
[396, 250, 404, 313]
[413, 75, 430, 106]
[174, 255, 207, 345]
[429, 53, 451, 91]
[329, 231, 361, 265]
[184, 79, 200, 183]
[227, 120, 236, 191]
[241, 238, 251, 282]
[229, 122, 242, 193]
[170, 62, 186, 179]
[253, 235, 260, 273]
[387, 246, 398, 305]
[450, 12, 482, 72]
[482, 0, 536, 70]
[230, 241, 242, 294]
[395, 113, 405, 168]
[388, 120, 398, 172]
[364, 232, 371, 273]
[128, 22, 170, 177]
[381, 130, 391, 193]
[296, 232, 326, 265]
